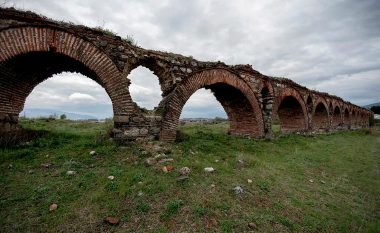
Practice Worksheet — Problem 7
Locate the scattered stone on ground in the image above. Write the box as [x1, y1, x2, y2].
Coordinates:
[189, 150, 197, 155]
[66, 170, 76, 176]
[162, 165, 174, 173]
[204, 167, 215, 172]
[41, 163, 53, 168]
[104, 216, 120, 225]
[89, 151, 96, 155]
[158, 158, 174, 164]
[154, 153, 167, 159]
[211, 184, 216, 188]
[320, 180, 326, 184]
[176, 175, 189, 182]
[138, 191, 144, 197]
[28, 170, 33, 174]
[107, 176, 115, 180]
[247, 179, 253, 183]
[179, 167, 190, 176]
[8, 164, 13, 169]
[248, 222, 258, 229]
[233, 186, 244, 194]
[309, 179, 314, 183]
[237, 159, 245, 169]
[49, 203, 58, 211]
[145, 158, 157, 166]
[138, 181, 143, 185]
[215, 159, 219, 162]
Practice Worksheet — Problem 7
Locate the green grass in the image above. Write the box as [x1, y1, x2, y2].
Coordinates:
[0, 119, 379, 232]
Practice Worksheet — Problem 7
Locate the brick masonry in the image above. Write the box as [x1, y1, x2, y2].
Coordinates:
[0, 8, 373, 142]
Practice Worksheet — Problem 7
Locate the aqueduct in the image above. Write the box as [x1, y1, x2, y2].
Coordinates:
[0, 8, 373, 142]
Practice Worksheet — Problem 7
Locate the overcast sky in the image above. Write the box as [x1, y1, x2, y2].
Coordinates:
[4, 0, 380, 118]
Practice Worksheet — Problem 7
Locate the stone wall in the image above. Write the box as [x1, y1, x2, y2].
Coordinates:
[0, 8, 374, 142]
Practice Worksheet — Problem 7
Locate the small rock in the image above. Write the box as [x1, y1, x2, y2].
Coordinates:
[66, 170, 76, 176]
[104, 216, 120, 225]
[108, 176, 115, 180]
[179, 167, 190, 176]
[309, 179, 314, 183]
[204, 167, 215, 172]
[215, 159, 219, 162]
[138, 181, 143, 185]
[154, 153, 167, 159]
[247, 179, 253, 183]
[28, 170, 34, 174]
[233, 186, 244, 194]
[162, 165, 174, 173]
[237, 159, 245, 169]
[176, 175, 189, 182]
[145, 158, 157, 166]
[41, 163, 53, 168]
[166, 165, 174, 172]
[320, 180, 326, 184]
[99, 41, 108, 47]
[49, 203, 58, 211]
[8, 164, 13, 169]
[158, 158, 174, 164]
[248, 222, 258, 229]
[89, 151, 96, 155]
[211, 184, 216, 188]
[137, 191, 144, 197]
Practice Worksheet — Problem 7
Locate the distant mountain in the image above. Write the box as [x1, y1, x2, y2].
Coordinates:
[20, 108, 98, 120]
[364, 102, 380, 109]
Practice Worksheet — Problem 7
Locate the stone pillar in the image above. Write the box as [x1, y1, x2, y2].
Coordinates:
[0, 113, 19, 134]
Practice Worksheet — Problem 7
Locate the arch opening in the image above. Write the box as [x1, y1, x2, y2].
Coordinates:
[0, 51, 117, 134]
[313, 102, 329, 130]
[21, 73, 112, 120]
[332, 106, 342, 127]
[343, 108, 350, 128]
[277, 96, 307, 133]
[128, 66, 162, 110]
[160, 70, 264, 142]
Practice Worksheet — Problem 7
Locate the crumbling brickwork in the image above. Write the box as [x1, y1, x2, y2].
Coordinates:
[0, 8, 373, 142]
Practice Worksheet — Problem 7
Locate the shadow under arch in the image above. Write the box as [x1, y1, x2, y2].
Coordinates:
[274, 88, 308, 133]
[159, 69, 264, 142]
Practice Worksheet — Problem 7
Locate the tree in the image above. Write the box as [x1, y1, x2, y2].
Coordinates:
[60, 114, 67, 120]
[370, 106, 380, 114]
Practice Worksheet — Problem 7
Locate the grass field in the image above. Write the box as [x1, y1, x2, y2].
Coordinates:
[1, 119, 379, 233]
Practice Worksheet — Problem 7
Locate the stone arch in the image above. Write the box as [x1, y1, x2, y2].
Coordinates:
[312, 97, 329, 131]
[332, 105, 342, 127]
[160, 69, 264, 142]
[0, 26, 133, 130]
[125, 57, 170, 95]
[274, 88, 308, 133]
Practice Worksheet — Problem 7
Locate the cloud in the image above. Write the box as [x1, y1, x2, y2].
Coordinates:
[68, 93, 97, 102]
[5, 0, 380, 119]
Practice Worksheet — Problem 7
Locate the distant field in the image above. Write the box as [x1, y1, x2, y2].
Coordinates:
[0, 119, 379, 233]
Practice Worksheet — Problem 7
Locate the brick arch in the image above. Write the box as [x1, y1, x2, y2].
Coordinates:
[312, 97, 329, 130]
[0, 26, 133, 126]
[160, 69, 264, 141]
[274, 88, 308, 133]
